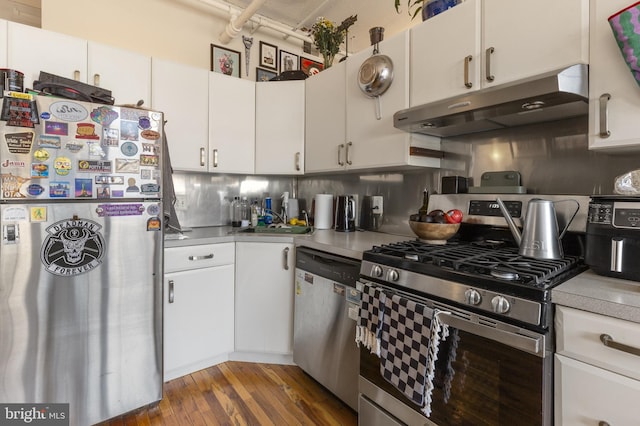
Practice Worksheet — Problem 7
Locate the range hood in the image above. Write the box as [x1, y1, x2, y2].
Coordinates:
[394, 64, 588, 138]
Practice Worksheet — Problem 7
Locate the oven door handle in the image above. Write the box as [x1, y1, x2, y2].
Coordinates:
[439, 313, 544, 357]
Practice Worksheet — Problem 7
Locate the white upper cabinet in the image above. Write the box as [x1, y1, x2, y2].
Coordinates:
[255, 80, 305, 175]
[151, 57, 209, 172]
[0, 20, 7, 68]
[7, 22, 88, 85]
[410, 0, 589, 106]
[305, 61, 347, 173]
[209, 72, 255, 174]
[87, 42, 151, 107]
[589, 0, 640, 152]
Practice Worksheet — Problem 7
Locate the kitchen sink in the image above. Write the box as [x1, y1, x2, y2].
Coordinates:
[236, 225, 313, 234]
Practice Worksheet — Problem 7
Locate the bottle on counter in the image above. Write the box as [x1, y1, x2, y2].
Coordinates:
[264, 197, 273, 225]
[250, 200, 259, 227]
[231, 196, 241, 227]
[240, 196, 250, 228]
[418, 189, 430, 217]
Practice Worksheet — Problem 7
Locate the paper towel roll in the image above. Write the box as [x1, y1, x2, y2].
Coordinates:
[314, 194, 334, 229]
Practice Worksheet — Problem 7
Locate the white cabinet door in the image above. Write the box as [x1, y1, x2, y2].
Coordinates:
[410, 0, 481, 106]
[255, 81, 305, 175]
[151, 58, 209, 172]
[589, 0, 640, 152]
[88, 42, 151, 107]
[305, 61, 347, 173]
[0, 20, 7, 68]
[209, 72, 255, 174]
[164, 265, 234, 381]
[483, 0, 589, 88]
[555, 354, 640, 426]
[7, 22, 87, 85]
[235, 242, 295, 354]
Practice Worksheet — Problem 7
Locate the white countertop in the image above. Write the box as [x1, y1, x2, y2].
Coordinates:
[552, 270, 640, 323]
[165, 226, 410, 259]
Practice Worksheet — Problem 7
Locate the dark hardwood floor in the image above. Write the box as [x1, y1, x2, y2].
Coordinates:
[97, 361, 357, 425]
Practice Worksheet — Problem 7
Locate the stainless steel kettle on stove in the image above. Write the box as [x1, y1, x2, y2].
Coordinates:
[496, 197, 580, 260]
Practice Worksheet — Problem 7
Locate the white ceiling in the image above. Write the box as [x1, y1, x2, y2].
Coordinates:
[218, 0, 416, 53]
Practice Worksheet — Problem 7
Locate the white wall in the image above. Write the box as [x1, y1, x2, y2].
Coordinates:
[41, 0, 316, 79]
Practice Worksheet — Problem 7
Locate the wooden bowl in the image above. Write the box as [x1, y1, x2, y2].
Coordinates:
[409, 221, 460, 244]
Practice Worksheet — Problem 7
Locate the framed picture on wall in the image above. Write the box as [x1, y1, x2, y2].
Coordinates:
[256, 67, 277, 82]
[259, 41, 278, 70]
[211, 44, 241, 78]
[300, 57, 323, 76]
[279, 50, 299, 72]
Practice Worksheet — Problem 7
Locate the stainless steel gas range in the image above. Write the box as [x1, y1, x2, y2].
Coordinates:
[357, 194, 590, 426]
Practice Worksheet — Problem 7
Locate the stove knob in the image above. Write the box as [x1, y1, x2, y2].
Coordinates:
[464, 289, 482, 305]
[387, 269, 400, 282]
[371, 265, 383, 278]
[491, 296, 511, 314]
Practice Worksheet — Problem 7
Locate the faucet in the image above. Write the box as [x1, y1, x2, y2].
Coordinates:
[302, 210, 310, 228]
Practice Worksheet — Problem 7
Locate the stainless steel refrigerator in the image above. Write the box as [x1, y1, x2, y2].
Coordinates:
[0, 93, 163, 425]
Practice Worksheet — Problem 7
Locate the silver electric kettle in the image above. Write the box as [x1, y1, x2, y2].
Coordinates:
[496, 197, 580, 260]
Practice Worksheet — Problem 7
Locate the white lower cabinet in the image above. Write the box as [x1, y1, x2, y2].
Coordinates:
[163, 243, 235, 381]
[555, 305, 640, 424]
[234, 242, 295, 358]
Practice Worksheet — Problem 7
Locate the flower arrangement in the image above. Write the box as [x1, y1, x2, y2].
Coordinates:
[311, 17, 346, 69]
[395, 0, 425, 20]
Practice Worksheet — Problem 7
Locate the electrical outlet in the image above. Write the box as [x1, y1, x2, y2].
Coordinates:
[175, 195, 187, 210]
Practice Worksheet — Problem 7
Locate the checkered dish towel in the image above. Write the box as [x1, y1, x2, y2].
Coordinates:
[355, 283, 386, 356]
[379, 294, 450, 418]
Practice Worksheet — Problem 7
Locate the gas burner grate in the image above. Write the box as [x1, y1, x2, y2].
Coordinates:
[370, 240, 582, 287]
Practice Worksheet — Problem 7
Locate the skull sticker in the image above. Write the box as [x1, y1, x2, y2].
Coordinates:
[41, 218, 105, 276]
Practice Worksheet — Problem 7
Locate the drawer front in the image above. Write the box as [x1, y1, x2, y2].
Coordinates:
[165, 242, 234, 272]
[555, 354, 640, 425]
[556, 305, 640, 380]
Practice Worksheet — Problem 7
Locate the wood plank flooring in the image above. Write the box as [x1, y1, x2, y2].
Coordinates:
[97, 362, 357, 426]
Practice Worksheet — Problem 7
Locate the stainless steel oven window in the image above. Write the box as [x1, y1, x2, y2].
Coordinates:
[358, 279, 552, 426]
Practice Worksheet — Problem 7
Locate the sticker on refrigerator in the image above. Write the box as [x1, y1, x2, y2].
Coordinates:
[1, 97, 39, 127]
[140, 155, 159, 167]
[30, 207, 47, 222]
[2, 224, 19, 244]
[31, 163, 49, 178]
[140, 183, 159, 194]
[126, 178, 139, 193]
[90, 106, 118, 127]
[102, 128, 119, 146]
[75, 179, 92, 198]
[75, 123, 99, 140]
[95, 175, 124, 185]
[1, 174, 28, 198]
[97, 186, 110, 198]
[65, 142, 84, 153]
[2, 206, 27, 222]
[87, 142, 106, 158]
[147, 203, 160, 216]
[146, 217, 161, 231]
[1, 159, 26, 169]
[33, 149, 50, 161]
[38, 134, 61, 149]
[120, 142, 138, 157]
[49, 182, 70, 198]
[115, 158, 139, 173]
[53, 157, 72, 176]
[142, 143, 159, 154]
[41, 218, 105, 276]
[4, 132, 34, 154]
[78, 160, 112, 173]
[50, 101, 88, 121]
[141, 129, 160, 140]
[27, 183, 45, 196]
[44, 121, 68, 136]
[96, 203, 144, 217]
[138, 116, 151, 130]
[120, 121, 139, 141]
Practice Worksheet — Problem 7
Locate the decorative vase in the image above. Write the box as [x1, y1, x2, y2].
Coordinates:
[322, 52, 335, 69]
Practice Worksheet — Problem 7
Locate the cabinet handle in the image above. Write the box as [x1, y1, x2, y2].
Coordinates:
[168, 280, 175, 304]
[200, 147, 206, 167]
[464, 55, 473, 88]
[338, 144, 345, 166]
[283, 247, 289, 270]
[600, 333, 640, 357]
[346, 141, 353, 165]
[213, 149, 219, 168]
[599, 93, 611, 139]
[188, 253, 214, 261]
[485, 47, 495, 82]
[93, 73, 100, 86]
[74, 70, 80, 81]
[295, 152, 301, 171]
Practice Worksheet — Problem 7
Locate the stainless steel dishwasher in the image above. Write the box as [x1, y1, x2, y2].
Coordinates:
[294, 246, 361, 411]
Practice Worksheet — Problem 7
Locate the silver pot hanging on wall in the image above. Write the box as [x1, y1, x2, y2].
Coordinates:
[358, 27, 394, 120]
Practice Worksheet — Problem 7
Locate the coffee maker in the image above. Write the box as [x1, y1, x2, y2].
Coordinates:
[335, 195, 356, 232]
[361, 195, 383, 231]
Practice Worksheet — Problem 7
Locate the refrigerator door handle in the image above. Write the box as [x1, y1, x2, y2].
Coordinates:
[169, 280, 175, 304]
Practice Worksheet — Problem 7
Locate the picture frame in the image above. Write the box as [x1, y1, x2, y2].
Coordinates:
[279, 50, 299, 72]
[256, 67, 277, 82]
[300, 57, 323, 76]
[259, 41, 278, 70]
[211, 44, 241, 78]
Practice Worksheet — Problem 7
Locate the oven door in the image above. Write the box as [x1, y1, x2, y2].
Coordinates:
[358, 280, 552, 426]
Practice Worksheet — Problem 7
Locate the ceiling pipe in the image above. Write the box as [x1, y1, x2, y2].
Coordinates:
[197, 0, 312, 44]
[218, 0, 267, 44]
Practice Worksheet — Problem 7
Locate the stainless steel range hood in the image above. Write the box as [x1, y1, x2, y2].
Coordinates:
[394, 64, 588, 138]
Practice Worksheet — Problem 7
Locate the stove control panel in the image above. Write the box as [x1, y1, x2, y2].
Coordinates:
[464, 288, 482, 305]
[469, 200, 522, 218]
